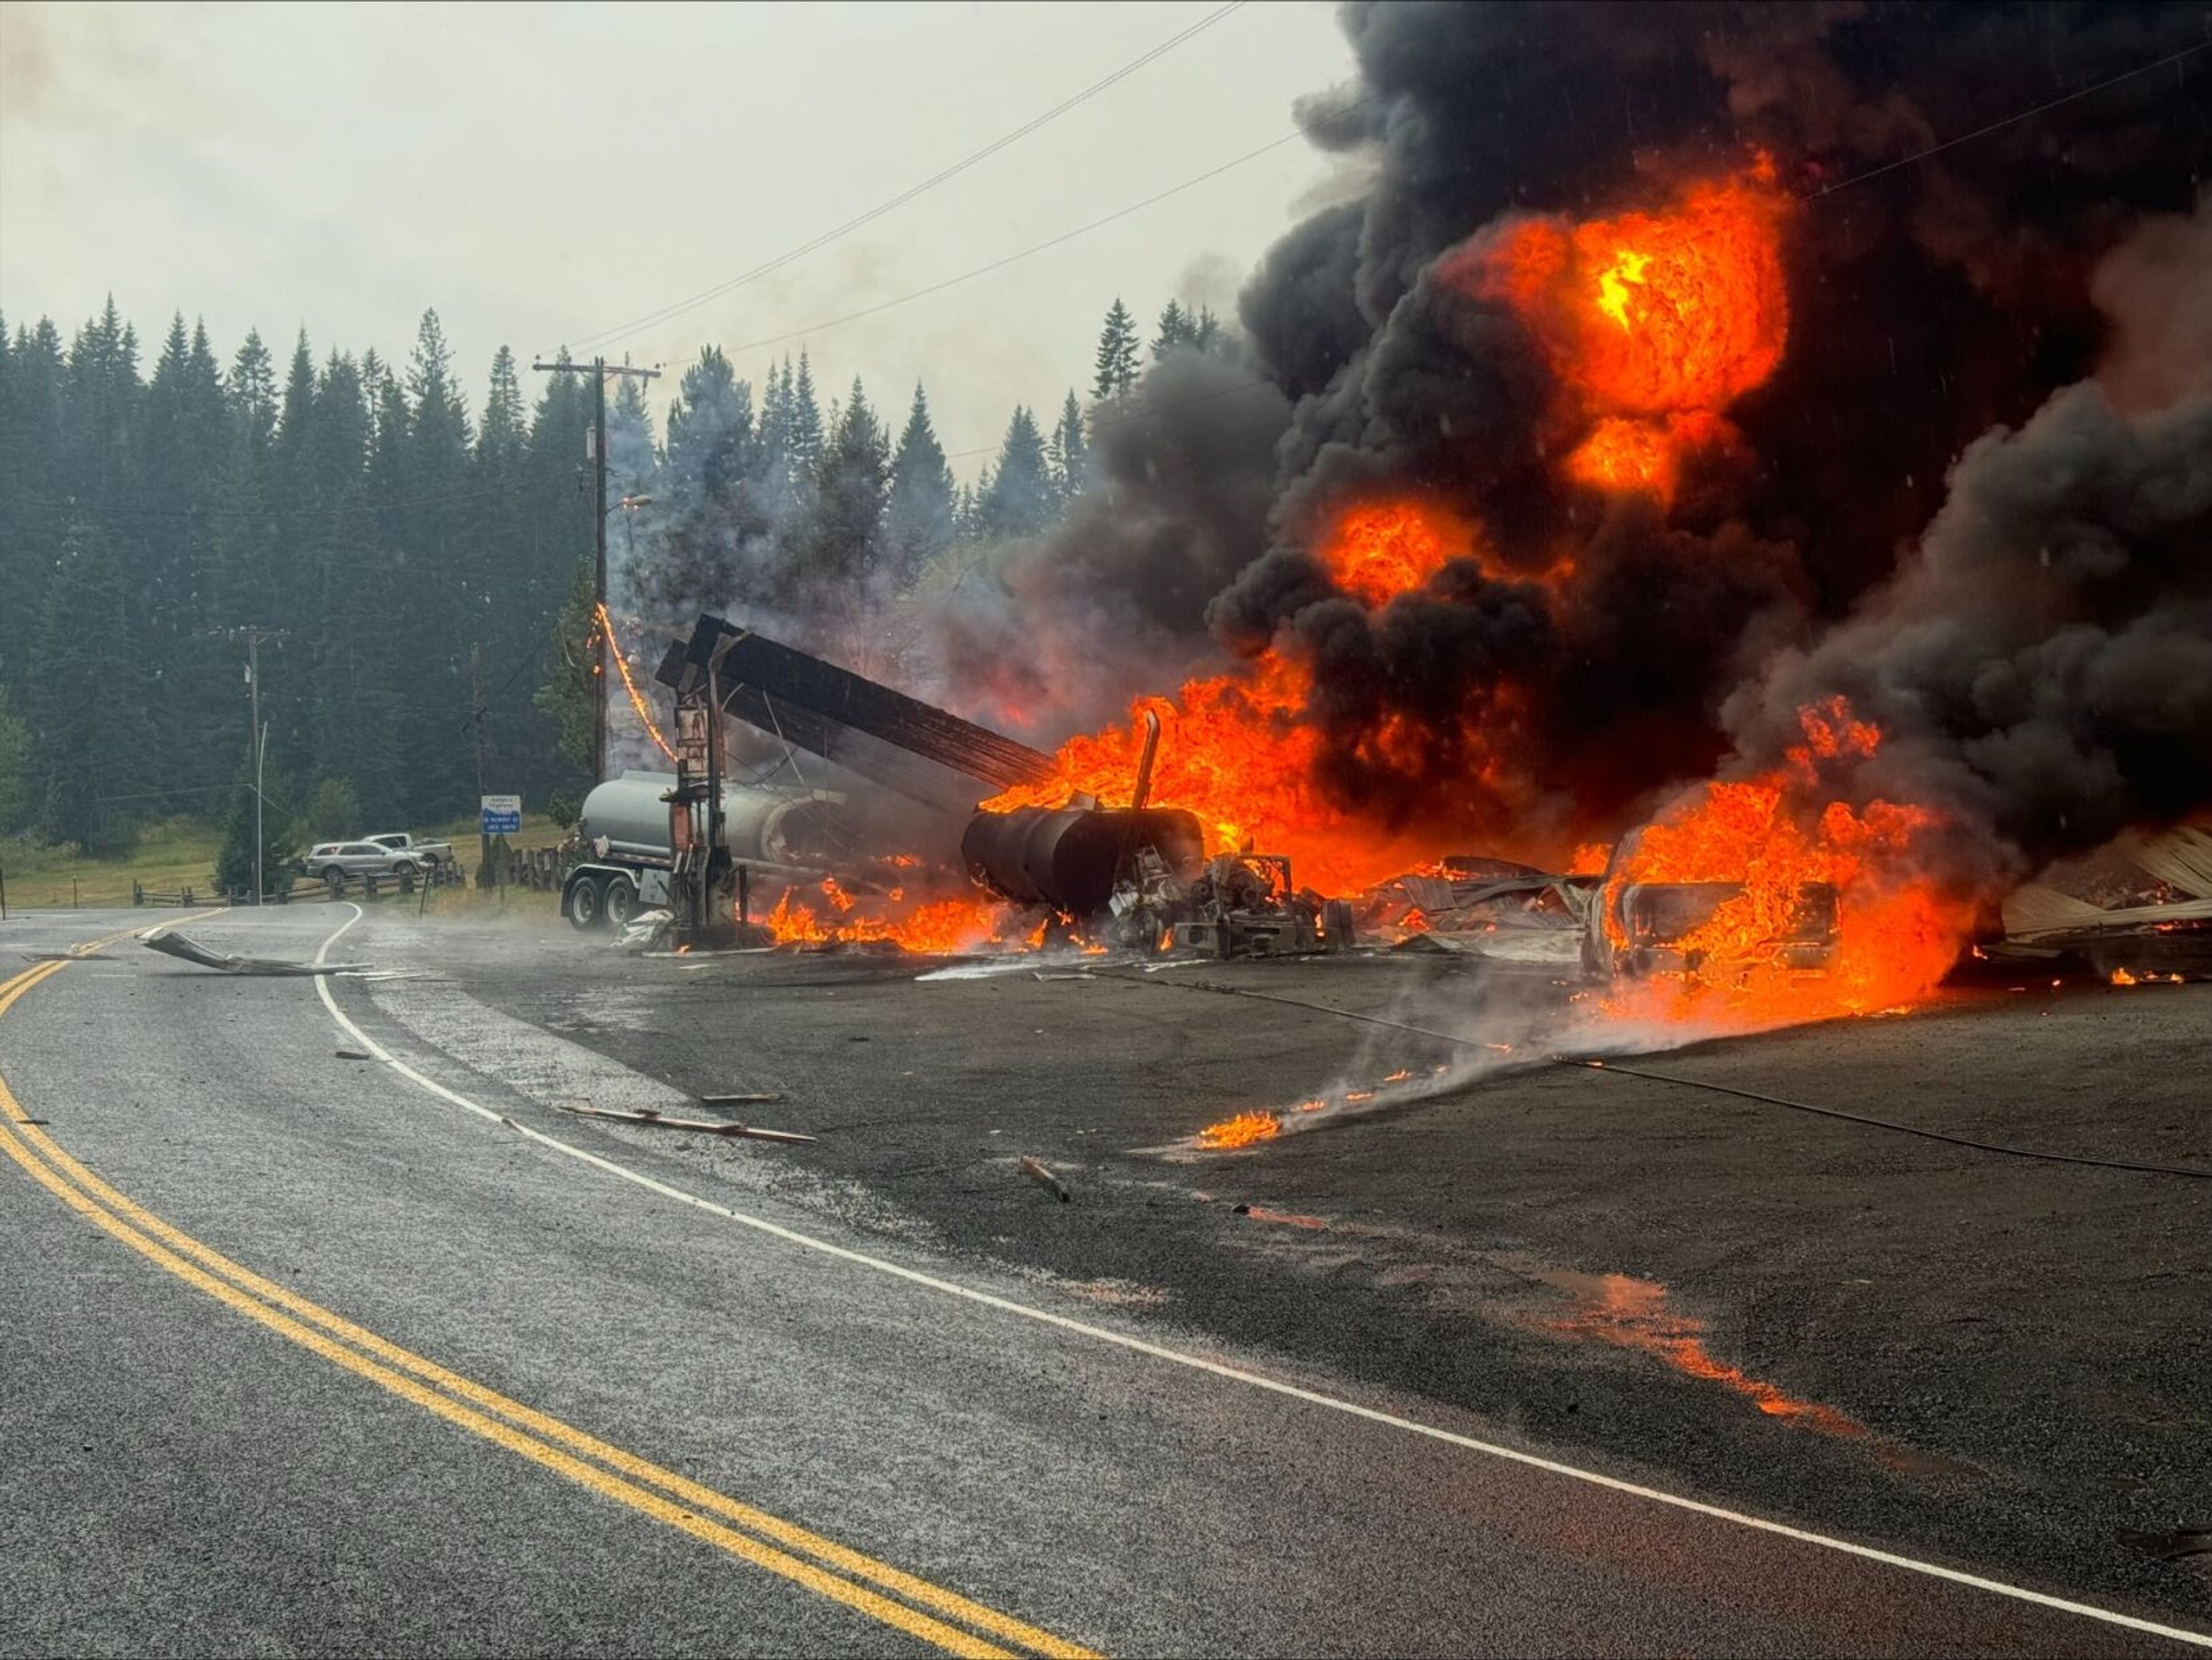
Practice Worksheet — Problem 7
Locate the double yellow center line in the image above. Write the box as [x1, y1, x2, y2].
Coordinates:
[0, 949, 1093, 1659]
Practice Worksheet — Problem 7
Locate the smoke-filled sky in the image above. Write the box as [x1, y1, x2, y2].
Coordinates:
[0, 0, 1353, 469]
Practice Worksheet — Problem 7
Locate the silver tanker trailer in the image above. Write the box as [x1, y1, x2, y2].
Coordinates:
[562, 769, 850, 929]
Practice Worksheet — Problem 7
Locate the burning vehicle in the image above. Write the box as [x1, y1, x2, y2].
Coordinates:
[1590, 877, 1839, 984]
[591, 5, 2206, 1029]
[619, 614, 1354, 959]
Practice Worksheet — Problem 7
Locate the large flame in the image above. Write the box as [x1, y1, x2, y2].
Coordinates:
[764, 876, 1016, 954]
[1602, 699, 1973, 1024]
[982, 502, 1487, 894]
[1315, 500, 1469, 606]
[1473, 164, 1789, 504]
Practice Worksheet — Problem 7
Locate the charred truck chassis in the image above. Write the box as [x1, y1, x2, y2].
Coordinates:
[650, 615, 1355, 955]
[960, 806, 1206, 944]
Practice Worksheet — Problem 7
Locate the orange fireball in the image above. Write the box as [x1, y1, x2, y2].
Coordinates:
[1316, 500, 1472, 607]
[1465, 165, 1790, 504]
[982, 508, 1504, 895]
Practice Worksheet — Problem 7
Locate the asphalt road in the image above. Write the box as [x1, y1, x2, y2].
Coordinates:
[2, 905, 2205, 1657]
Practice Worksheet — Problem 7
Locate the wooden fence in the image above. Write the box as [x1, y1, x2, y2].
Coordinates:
[122, 842, 581, 909]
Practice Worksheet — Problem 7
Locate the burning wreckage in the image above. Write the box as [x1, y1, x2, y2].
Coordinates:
[563, 613, 2212, 995]
[571, 4, 2211, 1022]
[563, 615, 1349, 959]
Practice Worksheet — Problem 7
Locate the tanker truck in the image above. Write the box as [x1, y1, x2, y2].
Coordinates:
[562, 769, 851, 929]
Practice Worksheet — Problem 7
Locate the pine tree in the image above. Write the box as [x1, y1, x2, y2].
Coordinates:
[980, 406, 1056, 540]
[0, 677, 29, 834]
[1191, 304, 1228, 357]
[533, 562, 599, 772]
[262, 329, 321, 775]
[790, 350, 824, 478]
[26, 522, 145, 854]
[643, 345, 764, 635]
[1150, 299, 1194, 360]
[63, 297, 143, 520]
[138, 315, 230, 790]
[885, 383, 955, 587]
[0, 319, 68, 675]
[519, 354, 594, 803]
[357, 350, 419, 817]
[213, 329, 279, 630]
[1093, 298, 1140, 400]
[812, 376, 891, 583]
[756, 357, 801, 532]
[274, 331, 319, 521]
[1048, 390, 1089, 504]
[211, 755, 300, 899]
[663, 345, 753, 504]
[397, 308, 474, 818]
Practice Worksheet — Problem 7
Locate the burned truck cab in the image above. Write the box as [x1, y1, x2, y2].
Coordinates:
[1587, 876, 1840, 982]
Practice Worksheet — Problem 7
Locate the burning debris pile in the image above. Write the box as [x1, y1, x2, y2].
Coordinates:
[917, 5, 2210, 1026]
[611, 6, 2209, 1036]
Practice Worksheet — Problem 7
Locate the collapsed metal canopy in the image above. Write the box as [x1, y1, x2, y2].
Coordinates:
[657, 616, 1058, 815]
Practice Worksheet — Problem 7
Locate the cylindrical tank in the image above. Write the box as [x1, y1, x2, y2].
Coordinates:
[579, 770, 846, 867]
[961, 807, 1206, 916]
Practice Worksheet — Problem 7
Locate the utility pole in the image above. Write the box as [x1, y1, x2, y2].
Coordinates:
[532, 356, 661, 784]
[469, 644, 491, 887]
[230, 627, 285, 905]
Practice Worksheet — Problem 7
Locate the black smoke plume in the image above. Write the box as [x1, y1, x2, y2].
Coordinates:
[945, 0, 2208, 869]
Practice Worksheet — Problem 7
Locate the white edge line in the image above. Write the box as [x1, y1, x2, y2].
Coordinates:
[308, 904, 2212, 1651]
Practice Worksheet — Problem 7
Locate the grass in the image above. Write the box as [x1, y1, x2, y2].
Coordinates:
[0, 812, 577, 913]
[0, 817, 224, 910]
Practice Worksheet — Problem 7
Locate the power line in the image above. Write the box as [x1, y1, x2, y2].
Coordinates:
[944, 373, 1278, 461]
[567, 1, 1248, 354]
[713, 91, 1381, 365]
[1799, 39, 2208, 205]
[939, 37, 2205, 461]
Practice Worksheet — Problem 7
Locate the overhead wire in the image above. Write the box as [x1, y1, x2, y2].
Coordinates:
[712, 90, 1380, 364]
[569, 0, 1249, 353]
[923, 36, 2203, 457]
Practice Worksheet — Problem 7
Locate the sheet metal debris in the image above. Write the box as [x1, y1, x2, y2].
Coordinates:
[556, 1103, 816, 1143]
[1997, 822, 2212, 978]
[141, 929, 368, 976]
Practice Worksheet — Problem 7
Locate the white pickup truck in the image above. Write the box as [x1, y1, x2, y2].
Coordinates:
[365, 832, 457, 869]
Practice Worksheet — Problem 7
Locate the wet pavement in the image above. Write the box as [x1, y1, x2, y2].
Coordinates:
[3, 904, 2207, 1654]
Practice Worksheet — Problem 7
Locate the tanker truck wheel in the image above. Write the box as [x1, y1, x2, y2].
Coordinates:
[565, 874, 606, 931]
[602, 874, 639, 928]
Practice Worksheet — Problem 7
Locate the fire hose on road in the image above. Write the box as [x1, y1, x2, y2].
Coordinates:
[1113, 973, 2212, 1181]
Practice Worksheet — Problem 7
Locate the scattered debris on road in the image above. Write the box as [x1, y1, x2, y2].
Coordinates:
[1996, 823, 2212, 981]
[140, 929, 368, 977]
[1019, 1155, 1073, 1203]
[698, 1091, 783, 1106]
[335, 1048, 371, 1060]
[556, 1103, 816, 1143]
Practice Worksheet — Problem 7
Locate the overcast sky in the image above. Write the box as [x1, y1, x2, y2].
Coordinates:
[1, 0, 1359, 474]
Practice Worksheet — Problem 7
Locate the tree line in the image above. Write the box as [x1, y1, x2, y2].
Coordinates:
[0, 293, 1230, 876]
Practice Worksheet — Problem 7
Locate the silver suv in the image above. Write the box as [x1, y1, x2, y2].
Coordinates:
[306, 841, 426, 893]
